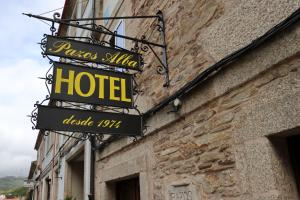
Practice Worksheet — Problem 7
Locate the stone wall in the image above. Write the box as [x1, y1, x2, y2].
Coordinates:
[151, 54, 299, 199]
[95, 50, 300, 200]
[120, 0, 300, 112]
[94, 0, 300, 199]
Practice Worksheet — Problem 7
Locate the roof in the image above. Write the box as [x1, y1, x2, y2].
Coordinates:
[34, 131, 43, 150]
[57, 0, 77, 36]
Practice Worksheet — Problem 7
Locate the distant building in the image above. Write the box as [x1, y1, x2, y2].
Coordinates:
[26, 161, 37, 200]
[28, 130, 62, 200]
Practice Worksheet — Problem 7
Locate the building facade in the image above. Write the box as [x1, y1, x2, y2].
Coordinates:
[28, 0, 300, 200]
[28, 131, 60, 200]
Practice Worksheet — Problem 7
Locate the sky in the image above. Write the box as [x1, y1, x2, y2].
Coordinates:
[0, 0, 65, 178]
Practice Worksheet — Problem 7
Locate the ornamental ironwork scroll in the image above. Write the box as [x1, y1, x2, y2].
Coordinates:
[23, 10, 170, 86]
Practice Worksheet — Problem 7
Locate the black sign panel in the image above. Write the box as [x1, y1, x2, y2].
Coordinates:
[51, 62, 134, 108]
[36, 105, 142, 136]
[45, 35, 142, 71]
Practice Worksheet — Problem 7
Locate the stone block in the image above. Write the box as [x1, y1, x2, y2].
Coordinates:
[234, 90, 300, 144]
[200, 151, 220, 163]
[219, 87, 257, 111]
[213, 112, 234, 126]
[193, 123, 211, 137]
[160, 147, 179, 156]
[198, 163, 212, 171]
[235, 137, 280, 198]
[196, 109, 216, 124]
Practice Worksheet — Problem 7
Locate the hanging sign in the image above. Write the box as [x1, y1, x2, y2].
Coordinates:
[45, 35, 142, 71]
[51, 62, 134, 108]
[36, 105, 142, 136]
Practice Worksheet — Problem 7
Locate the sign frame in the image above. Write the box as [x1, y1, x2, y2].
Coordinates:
[50, 62, 135, 109]
[36, 105, 143, 136]
[44, 35, 143, 71]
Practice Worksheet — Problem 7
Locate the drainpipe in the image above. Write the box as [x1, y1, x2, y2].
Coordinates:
[89, 1, 97, 199]
[89, 135, 95, 200]
[51, 132, 57, 200]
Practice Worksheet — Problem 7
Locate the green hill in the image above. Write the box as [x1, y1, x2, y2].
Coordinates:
[2, 186, 27, 197]
[0, 176, 25, 192]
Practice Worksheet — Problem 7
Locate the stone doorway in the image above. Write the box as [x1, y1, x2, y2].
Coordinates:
[287, 134, 300, 196]
[115, 177, 140, 200]
[46, 178, 51, 200]
[66, 152, 84, 200]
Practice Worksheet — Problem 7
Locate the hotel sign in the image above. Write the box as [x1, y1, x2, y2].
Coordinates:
[51, 62, 134, 108]
[45, 35, 142, 71]
[36, 105, 142, 136]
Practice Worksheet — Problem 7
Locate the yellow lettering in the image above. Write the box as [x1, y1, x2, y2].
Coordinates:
[122, 54, 134, 65]
[83, 52, 92, 59]
[121, 78, 131, 102]
[63, 115, 74, 124]
[95, 74, 108, 99]
[87, 121, 93, 126]
[103, 52, 119, 64]
[49, 41, 98, 61]
[101, 52, 138, 68]
[116, 54, 128, 64]
[65, 49, 77, 56]
[55, 66, 133, 104]
[91, 53, 97, 60]
[109, 77, 120, 101]
[74, 72, 95, 97]
[49, 41, 71, 53]
[63, 115, 94, 126]
[80, 117, 93, 126]
[128, 61, 138, 68]
[55, 68, 74, 95]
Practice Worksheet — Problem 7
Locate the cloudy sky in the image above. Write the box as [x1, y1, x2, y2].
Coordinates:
[0, 0, 65, 177]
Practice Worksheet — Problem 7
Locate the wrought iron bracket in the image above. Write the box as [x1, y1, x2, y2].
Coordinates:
[23, 10, 170, 87]
[28, 96, 50, 130]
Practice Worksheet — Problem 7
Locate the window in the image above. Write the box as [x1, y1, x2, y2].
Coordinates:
[44, 132, 52, 156]
[103, 1, 120, 25]
[81, 0, 89, 17]
[46, 177, 51, 200]
[115, 20, 125, 48]
[113, 20, 125, 72]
